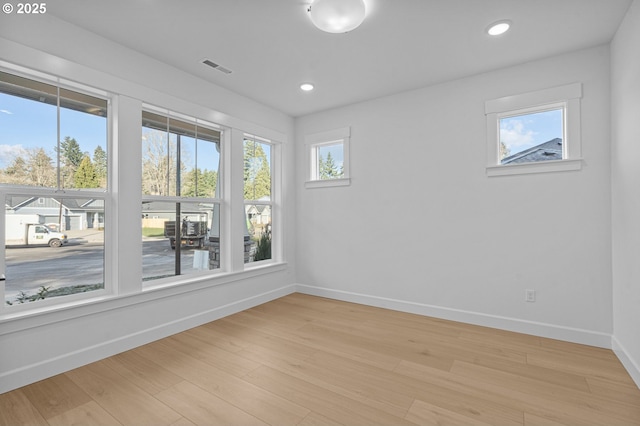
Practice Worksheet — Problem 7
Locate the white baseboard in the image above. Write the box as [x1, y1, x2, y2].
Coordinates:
[0, 284, 296, 394]
[612, 336, 640, 389]
[296, 284, 612, 349]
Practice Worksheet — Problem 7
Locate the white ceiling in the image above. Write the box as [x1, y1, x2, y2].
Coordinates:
[47, 0, 632, 117]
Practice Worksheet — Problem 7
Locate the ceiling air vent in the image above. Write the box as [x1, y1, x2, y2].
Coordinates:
[202, 59, 232, 75]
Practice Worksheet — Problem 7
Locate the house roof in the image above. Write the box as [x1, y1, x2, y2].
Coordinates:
[501, 138, 563, 164]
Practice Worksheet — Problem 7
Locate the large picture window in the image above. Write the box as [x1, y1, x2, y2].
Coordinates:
[141, 109, 222, 283]
[0, 69, 109, 308]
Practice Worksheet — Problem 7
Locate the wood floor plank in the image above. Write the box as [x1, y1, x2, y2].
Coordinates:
[526, 348, 637, 384]
[462, 355, 591, 393]
[229, 311, 403, 372]
[405, 398, 496, 426]
[45, 400, 122, 426]
[155, 381, 268, 426]
[523, 412, 570, 426]
[19, 373, 91, 420]
[300, 350, 418, 415]
[169, 417, 197, 426]
[391, 360, 525, 425]
[297, 321, 455, 371]
[162, 331, 262, 378]
[101, 349, 183, 395]
[0, 389, 48, 426]
[449, 359, 640, 425]
[133, 340, 310, 426]
[297, 411, 344, 426]
[586, 376, 640, 406]
[181, 324, 247, 353]
[241, 347, 413, 418]
[244, 365, 418, 426]
[64, 360, 182, 426]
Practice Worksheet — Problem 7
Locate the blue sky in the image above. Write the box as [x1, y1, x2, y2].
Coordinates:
[0, 93, 107, 168]
[500, 108, 563, 157]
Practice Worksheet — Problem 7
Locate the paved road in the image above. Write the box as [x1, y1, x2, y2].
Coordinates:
[4, 235, 209, 303]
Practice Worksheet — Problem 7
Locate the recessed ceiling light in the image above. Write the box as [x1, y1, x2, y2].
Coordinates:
[487, 20, 511, 36]
[300, 83, 315, 91]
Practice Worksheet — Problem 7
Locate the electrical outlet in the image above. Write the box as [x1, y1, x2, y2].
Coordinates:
[525, 289, 536, 302]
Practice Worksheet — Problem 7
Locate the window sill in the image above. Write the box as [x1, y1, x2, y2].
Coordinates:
[305, 178, 351, 189]
[486, 159, 582, 177]
[0, 262, 288, 334]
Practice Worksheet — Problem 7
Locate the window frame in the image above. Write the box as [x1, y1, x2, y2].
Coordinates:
[141, 105, 224, 286]
[485, 83, 582, 177]
[305, 127, 351, 188]
[243, 133, 275, 266]
[0, 67, 112, 312]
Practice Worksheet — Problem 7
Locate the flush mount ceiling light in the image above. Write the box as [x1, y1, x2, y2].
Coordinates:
[308, 0, 366, 33]
[300, 83, 315, 91]
[487, 20, 511, 36]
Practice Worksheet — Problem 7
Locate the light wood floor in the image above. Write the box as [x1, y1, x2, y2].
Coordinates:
[1, 293, 639, 425]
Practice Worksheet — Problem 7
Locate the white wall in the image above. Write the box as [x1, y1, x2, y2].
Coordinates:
[611, 0, 640, 387]
[0, 14, 297, 393]
[296, 45, 613, 346]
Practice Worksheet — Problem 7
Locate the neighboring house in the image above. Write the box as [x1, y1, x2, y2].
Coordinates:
[246, 198, 271, 239]
[141, 200, 213, 235]
[501, 138, 563, 164]
[5, 196, 104, 230]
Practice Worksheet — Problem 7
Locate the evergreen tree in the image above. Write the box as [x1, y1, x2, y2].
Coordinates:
[182, 168, 217, 197]
[60, 136, 84, 188]
[93, 145, 107, 186]
[318, 154, 326, 179]
[60, 136, 84, 167]
[323, 152, 339, 179]
[74, 156, 99, 188]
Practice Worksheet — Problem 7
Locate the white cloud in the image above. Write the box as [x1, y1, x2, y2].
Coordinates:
[500, 119, 536, 150]
[0, 109, 13, 115]
[0, 144, 27, 167]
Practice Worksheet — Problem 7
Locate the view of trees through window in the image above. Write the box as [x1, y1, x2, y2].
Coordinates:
[0, 72, 108, 189]
[142, 111, 220, 198]
[317, 142, 344, 180]
[141, 110, 222, 282]
[244, 137, 272, 262]
[0, 71, 108, 306]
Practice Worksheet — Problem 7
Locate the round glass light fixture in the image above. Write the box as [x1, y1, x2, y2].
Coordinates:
[308, 0, 366, 34]
[300, 83, 315, 91]
[487, 20, 511, 36]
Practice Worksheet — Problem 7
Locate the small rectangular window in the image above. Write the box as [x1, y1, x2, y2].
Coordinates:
[485, 83, 582, 176]
[305, 127, 351, 188]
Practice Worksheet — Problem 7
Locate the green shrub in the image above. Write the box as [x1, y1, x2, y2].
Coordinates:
[254, 231, 271, 261]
